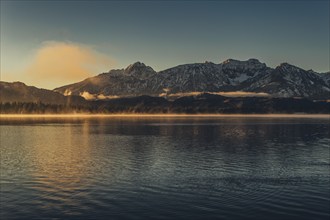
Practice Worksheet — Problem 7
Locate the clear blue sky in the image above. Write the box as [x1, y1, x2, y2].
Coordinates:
[1, 0, 329, 89]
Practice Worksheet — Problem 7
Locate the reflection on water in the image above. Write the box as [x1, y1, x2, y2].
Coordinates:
[0, 116, 330, 219]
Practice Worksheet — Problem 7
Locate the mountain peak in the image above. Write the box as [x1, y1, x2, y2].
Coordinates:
[11, 81, 26, 86]
[124, 61, 156, 78]
[126, 61, 146, 69]
[247, 58, 261, 64]
[222, 58, 262, 65]
[221, 58, 266, 70]
[222, 58, 239, 64]
[279, 62, 292, 67]
[277, 62, 303, 72]
[278, 62, 298, 68]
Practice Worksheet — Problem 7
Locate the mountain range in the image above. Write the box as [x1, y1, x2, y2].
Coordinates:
[1, 58, 330, 114]
[54, 58, 330, 100]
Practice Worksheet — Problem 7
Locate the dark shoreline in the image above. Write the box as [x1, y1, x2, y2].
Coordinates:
[1, 94, 330, 114]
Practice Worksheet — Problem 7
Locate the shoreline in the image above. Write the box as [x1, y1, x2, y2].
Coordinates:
[0, 113, 329, 119]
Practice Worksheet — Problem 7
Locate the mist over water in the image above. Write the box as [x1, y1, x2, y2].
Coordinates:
[1, 116, 329, 219]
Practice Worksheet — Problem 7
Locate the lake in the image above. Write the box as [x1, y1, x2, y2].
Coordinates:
[0, 115, 329, 219]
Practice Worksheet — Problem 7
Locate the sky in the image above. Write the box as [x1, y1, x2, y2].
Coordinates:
[1, 0, 329, 89]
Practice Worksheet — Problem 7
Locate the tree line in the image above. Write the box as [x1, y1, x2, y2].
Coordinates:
[0, 102, 91, 114]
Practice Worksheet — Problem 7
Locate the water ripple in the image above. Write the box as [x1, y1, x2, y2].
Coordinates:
[1, 117, 329, 219]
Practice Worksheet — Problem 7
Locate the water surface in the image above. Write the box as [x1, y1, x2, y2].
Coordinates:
[1, 115, 329, 219]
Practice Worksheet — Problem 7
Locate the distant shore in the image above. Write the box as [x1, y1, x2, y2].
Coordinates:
[1, 113, 329, 119]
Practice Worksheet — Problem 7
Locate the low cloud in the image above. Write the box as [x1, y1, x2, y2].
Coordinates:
[24, 41, 114, 89]
[80, 91, 120, 100]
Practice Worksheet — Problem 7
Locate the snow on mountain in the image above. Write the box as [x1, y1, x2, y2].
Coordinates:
[320, 72, 330, 86]
[219, 58, 269, 85]
[54, 59, 330, 100]
[241, 63, 330, 99]
[148, 62, 229, 94]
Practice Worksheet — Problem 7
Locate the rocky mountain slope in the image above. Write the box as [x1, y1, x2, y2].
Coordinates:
[321, 72, 330, 86]
[17, 59, 330, 100]
[0, 81, 86, 105]
[239, 63, 330, 99]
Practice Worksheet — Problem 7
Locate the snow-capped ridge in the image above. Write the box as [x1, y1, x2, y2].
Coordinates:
[220, 58, 266, 70]
[54, 58, 330, 100]
[221, 58, 262, 65]
[276, 62, 305, 73]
